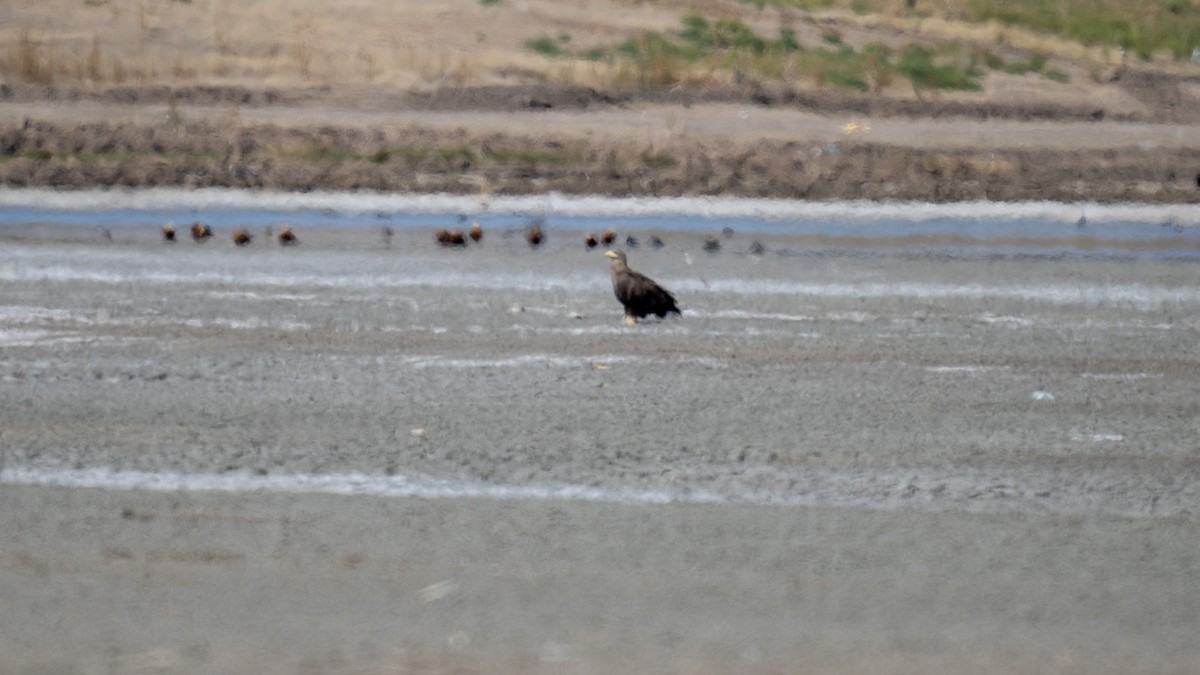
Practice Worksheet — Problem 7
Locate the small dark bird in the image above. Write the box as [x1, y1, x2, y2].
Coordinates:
[722, 226, 736, 238]
[584, 232, 599, 249]
[526, 222, 544, 248]
[162, 223, 176, 242]
[749, 240, 766, 255]
[232, 227, 253, 246]
[625, 235, 639, 249]
[469, 221, 483, 242]
[435, 228, 466, 247]
[600, 228, 617, 246]
[278, 225, 297, 246]
[649, 236, 665, 249]
[191, 222, 212, 242]
[381, 225, 394, 246]
[605, 249, 681, 325]
[703, 236, 721, 253]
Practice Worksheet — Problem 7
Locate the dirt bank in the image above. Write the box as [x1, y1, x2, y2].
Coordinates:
[3, 82, 1200, 203]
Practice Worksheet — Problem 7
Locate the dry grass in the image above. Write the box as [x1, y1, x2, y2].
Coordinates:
[0, 0, 1194, 92]
[0, 0, 685, 89]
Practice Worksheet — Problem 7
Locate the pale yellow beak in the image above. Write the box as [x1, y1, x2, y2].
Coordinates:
[604, 250, 618, 258]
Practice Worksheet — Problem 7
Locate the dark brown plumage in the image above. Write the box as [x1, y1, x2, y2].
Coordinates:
[605, 249, 681, 325]
[232, 227, 253, 246]
[435, 227, 466, 247]
[190, 221, 212, 242]
[469, 221, 483, 242]
[584, 232, 598, 249]
[278, 225, 297, 246]
[162, 223, 176, 242]
[703, 236, 721, 252]
[601, 228, 617, 246]
[525, 223, 543, 248]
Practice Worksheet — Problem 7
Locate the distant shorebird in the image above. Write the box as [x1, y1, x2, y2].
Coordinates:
[162, 223, 176, 242]
[278, 225, 297, 246]
[703, 236, 721, 252]
[525, 222, 544, 248]
[584, 232, 598, 249]
[625, 235, 639, 249]
[749, 240, 766, 255]
[232, 227, 253, 246]
[649, 236, 665, 249]
[435, 227, 466, 247]
[190, 222, 212, 242]
[601, 228, 617, 246]
[469, 221, 483, 242]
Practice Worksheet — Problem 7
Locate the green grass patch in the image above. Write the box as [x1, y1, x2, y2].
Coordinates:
[983, 49, 1070, 82]
[485, 146, 575, 165]
[895, 45, 982, 91]
[965, 0, 1200, 60]
[438, 146, 477, 164]
[725, 0, 1200, 62]
[640, 150, 677, 168]
[525, 35, 569, 58]
[528, 11, 1078, 92]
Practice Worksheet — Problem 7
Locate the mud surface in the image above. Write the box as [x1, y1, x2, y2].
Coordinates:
[2, 227, 1199, 673]
[3, 81, 1200, 203]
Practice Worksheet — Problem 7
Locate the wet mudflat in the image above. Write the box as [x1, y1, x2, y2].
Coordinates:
[1, 224, 1199, 674]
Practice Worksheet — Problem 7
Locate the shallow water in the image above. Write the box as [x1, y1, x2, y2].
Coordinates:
[3, 187, 1200, 258]
[4, 192, 1200, 672]
[2, 214, 1198, 520]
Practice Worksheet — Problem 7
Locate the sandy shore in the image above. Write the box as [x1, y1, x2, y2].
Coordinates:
[2, 227, 1198, 673]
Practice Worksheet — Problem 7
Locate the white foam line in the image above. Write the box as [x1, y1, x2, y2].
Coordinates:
[3, 187, 1199, 224]
[0, 466, 687, 505]
[7, 263, 1197, 308]
[692, 309, 816, 322]
[398, 353, 725, 369]
[0, 329, 87, 347]
[925, 365, 1007, 374]
[686, 279, 1200, 306]
[2, 465, 1190, 520]
[0, 265, 599, 295]
[202, 290, 321, 302]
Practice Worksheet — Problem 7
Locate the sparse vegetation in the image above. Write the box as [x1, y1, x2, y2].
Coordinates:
[529, 13, 1001, 92]
[729, 0, 1200, 62]
[963, 0, 1200, 60]
[0, 0, 1191, 92]
[895, 45, 982, 91]
[525, 35, 569, 58]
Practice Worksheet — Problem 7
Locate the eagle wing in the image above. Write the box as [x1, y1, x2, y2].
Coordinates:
[614, 268, 680, 318]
